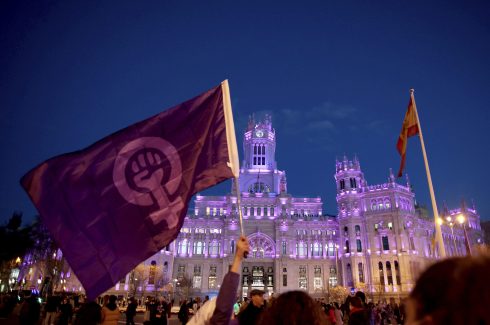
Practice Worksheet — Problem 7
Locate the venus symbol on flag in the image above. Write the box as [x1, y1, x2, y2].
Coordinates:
[112, 137, 184, 230]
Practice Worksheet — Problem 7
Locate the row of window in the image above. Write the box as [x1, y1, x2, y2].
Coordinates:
[253, 144, 266, 166]
[177, 265, 219, 289]
[243, 205, 275, 216]
[378, 261, 402, 285]
[339, 177, 358, 190]
[294, 242, 340, 257]
[177, 240, 221, 256]
[180, 228, 222, 234]
[196, 207, 226, 216]
[296, 229, 336, 236]
[370, 198, 412, 211]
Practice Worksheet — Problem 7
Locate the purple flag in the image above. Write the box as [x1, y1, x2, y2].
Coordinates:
[21, 82, 236, 299]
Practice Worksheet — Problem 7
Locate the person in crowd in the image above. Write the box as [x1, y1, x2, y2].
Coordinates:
[334, 302, 344, 325]
[19, 294, 41, 325]
[158, 297, 170, 325]
[101, 295, 120, 325]
[187, 297, 217, 325]
[126, 297, 137, 325]
[327, 304, 337, 324]
[405, 254, 490, 325]
[238, 297, 248, 314]
[193, 297, 201, 315]
[178, 299, 190, 324]
[43, 295, 60, 325]
[237, 289, 265, 325]
[58, 297, 73, 325]
[73, 301, 101, 325]
[257, 290, 328, 325]
[354, 291, 370, 324]
[233, 298, 241, 317]
[208, 235, 249, 325]
[348, 297, 368, 325]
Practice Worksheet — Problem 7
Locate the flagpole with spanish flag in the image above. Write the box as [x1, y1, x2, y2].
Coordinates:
[397, 89, 446, 258]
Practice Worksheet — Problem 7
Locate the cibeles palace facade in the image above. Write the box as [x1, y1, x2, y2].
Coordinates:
[132, 115, 483, 301]
[16, 116, 484, 301]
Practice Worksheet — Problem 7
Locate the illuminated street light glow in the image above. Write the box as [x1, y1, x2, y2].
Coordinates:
[457, 214, 465, 224]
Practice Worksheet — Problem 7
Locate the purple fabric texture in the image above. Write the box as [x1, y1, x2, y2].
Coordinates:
[21, 84, 234, 299]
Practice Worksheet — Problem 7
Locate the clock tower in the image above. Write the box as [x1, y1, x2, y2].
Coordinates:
[243, 114, 277, 170]
[238, 114, 285, 195]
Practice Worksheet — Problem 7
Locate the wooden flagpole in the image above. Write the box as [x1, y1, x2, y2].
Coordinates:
[221, 80, 247, 256]
[410, 89, 446, 258]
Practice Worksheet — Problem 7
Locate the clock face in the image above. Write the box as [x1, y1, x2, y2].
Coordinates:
[255, 130, 264, 137]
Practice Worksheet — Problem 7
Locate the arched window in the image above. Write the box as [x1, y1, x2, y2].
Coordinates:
[355, 225, 361, 235]
[409, 237, 416, 250]
[386, 261, 393, 285]
[371, 200, 377, 210]
[385, 198, 391, 209]
[346, 263, 353, 287]
[230, 240, 235, 254]
[327, 242, 335, 256]
[378, 262, 385, 285]
[345, 240, 350, 253]
[179, 239, 188, 256]
[350, 178, 357, 188]
[194, 241, 204, 255]
[149, 260, 157, 284]
[382, 236, 390, 250]
[296, 242, 307, 257]
[394, 261, 401, 285]
[344, 226, 349, 235]
[209, 241, 220, 256]
[282, 241, 287, 255]
[356, 239, 362, 252]
[358, 262, 364, 283]
[340, 179, 346, 190]
[312, 242, 322, 257]
[248, 182, 271, 194]
[248, 233, 276, 258]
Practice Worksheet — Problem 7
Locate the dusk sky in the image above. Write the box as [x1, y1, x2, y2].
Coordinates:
[1, 0, 489, 226]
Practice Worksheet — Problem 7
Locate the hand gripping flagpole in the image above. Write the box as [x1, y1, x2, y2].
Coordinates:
[221, 80, 248, 258]
[410, 89, 446, 258]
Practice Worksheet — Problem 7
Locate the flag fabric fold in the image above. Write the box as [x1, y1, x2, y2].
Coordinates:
[396, 93, 420, 177]
[21, 82, 237, 299]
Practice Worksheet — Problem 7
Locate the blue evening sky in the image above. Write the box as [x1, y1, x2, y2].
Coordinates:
[1, 0, 489, 225]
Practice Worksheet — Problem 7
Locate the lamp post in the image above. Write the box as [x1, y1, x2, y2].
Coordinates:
[445, 216, 457, 256]
[172, 279, 178, 305]
[457, 214, 472, 256]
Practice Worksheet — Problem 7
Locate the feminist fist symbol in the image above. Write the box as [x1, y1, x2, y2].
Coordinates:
[113, 137, 183, 229]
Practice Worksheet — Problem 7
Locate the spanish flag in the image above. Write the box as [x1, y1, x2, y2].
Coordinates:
[397, 92, 419, 177]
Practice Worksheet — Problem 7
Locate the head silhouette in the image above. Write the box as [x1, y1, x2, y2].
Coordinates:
[406, 254, 490, 325]
[258, 290, 328, 325]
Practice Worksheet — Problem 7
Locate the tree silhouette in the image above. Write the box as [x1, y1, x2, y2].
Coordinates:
[27, 217, 64, 298]
[0, 212, 34, 290]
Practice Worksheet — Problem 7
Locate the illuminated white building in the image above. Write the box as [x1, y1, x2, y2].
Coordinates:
[15, 116, 485, 301]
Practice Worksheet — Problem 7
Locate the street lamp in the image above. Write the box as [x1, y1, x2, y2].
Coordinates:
[457, 214, 472, 256]
[445, 216, 457, 255]
[172, 279, 178, 305]
[437, 217, 457, 256]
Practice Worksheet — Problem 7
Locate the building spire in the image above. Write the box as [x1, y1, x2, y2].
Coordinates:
[461, 198, 467, 212]
[389, 168, 395, 183]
